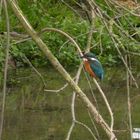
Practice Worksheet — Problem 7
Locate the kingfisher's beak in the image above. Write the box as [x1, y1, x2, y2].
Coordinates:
[80, 55, 85, 58]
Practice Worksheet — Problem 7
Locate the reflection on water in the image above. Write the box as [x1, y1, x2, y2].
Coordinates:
[4, 110, 71, 140]
[1, 67, 140, 140]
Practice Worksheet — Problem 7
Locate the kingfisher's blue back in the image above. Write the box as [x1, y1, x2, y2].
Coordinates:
[89, 60, 104, 80]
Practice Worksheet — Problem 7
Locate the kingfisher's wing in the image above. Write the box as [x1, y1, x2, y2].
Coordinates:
[89, 60, 104, 80]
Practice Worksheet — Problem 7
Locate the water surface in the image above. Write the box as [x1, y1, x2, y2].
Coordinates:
[1, 67, 140, 140]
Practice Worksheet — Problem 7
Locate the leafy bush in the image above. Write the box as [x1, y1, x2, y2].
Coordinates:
[0, 0, 140, 71]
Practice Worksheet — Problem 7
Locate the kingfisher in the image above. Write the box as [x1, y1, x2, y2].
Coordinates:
[81, 52, 104, 80]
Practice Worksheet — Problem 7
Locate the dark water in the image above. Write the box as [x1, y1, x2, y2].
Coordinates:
[1, 67, 140, 140]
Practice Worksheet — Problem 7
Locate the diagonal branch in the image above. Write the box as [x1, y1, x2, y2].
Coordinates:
[8, 0, 117, 139]
[0, 0, 10, 139]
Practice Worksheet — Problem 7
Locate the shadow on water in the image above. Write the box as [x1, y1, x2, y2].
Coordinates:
[1, 66, 140, 140]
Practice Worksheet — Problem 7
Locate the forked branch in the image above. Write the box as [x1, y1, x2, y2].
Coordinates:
[8, 0, 117, 139]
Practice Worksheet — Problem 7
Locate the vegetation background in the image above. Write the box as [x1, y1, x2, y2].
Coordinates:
[0, 0, 140, 140]
[0, 0, 139, 71]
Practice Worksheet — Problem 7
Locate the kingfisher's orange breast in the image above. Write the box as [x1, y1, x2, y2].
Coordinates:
[84, 60, 96, 77]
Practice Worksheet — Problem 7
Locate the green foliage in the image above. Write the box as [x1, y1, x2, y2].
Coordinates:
[0, 0, 140, 71]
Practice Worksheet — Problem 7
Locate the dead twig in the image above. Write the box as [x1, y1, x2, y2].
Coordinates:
[22, 54, 47, 87]
[44, 83, 68, 93]
[8, 1, 117, 139]
[0, 1, 10, 140]
[66, 10, 98, 140]
[125, 55, 133, 140]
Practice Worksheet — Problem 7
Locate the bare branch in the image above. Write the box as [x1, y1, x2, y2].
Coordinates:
[0, 0, 10, 139]
[44, 82, 68, 93]
[22, 54, 47, 87]
[65, 63, 83, 140]
[66, 12, 99, 140]
[88, 110, 101, 140]
[93, 78, 114, 140]
[125, 50, 140, 56]
[125, 55, 133, 140]
[8, 0, 117, 139]
[40, 27, 83, 56]
[61, 0, 82, 18]
[75, 120, 97, 140]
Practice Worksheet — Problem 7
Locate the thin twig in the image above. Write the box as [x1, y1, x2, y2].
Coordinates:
[66, 64, 98, 140]
[65, 63, 83, 140]
[0, 1, 10, 140]
[93, 78, 114, 140]
[44, 77, 77, 93]
[86, 2, 115, 139]
[83, 69, 99, 110]
[61, 0, 82, 18]
[125, 55, 133, 140]
[22, 54, 47, 87]
[84, 9, 100, 110]
[99, 26, 103, 55]
[44, 82, 68, 93]
[66, 11, 98, 139]
[88, 111, 101, 140]
[75, 120, 97, 140]
[85, 9, 95, 53]
[125, 50, 140, 56]
[40, 27, 83, 56]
